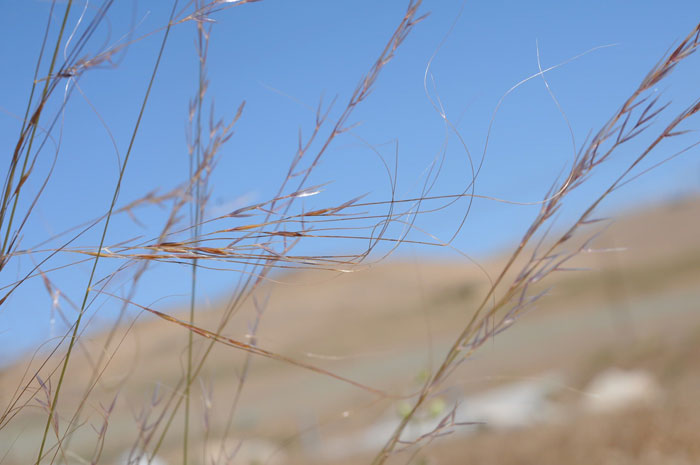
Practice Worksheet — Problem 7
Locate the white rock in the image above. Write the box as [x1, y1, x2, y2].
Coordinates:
[583, 368, 661, 413]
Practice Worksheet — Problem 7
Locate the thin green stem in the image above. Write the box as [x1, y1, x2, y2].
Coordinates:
[184, 12, 207, 465]
[34, 1, 178, 462]
[32, 5, 76, 461]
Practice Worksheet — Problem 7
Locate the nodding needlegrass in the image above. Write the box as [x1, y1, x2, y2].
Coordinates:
[370, 20, 700, 464]
[0, 1, 699, 464]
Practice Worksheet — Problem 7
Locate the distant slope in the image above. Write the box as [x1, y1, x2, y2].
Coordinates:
[1, 195, 699, 465]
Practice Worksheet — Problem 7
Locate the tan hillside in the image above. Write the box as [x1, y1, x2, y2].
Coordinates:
[2, 195, 699, 465]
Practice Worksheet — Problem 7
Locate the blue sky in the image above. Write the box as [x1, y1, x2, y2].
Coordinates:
[1, 0, 699, 359]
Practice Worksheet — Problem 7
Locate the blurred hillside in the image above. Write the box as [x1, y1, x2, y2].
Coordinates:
[1, 194, 699, 464]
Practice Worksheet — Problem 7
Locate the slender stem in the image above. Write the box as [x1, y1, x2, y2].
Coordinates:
[32, 4, 76, 461]
[184, 11, 207, 464]
[34, 2, 177, 462]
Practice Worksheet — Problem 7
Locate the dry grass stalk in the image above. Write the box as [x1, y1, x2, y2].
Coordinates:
[0, 2, 698, 464]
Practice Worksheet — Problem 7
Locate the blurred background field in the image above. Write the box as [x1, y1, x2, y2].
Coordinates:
[2, 195, 699, 464]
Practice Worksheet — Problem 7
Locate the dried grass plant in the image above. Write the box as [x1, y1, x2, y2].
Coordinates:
[0, 1, 699, 464]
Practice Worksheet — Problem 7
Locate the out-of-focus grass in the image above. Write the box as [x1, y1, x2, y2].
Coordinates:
[1, 2, 700, 464]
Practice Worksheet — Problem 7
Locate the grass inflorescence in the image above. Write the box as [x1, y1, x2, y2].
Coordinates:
[0, 1, 699, 464]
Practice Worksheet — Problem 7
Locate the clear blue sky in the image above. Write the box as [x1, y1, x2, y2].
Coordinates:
[1, 0, 699, 360]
